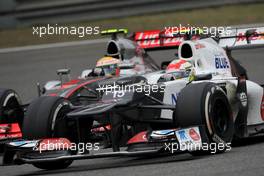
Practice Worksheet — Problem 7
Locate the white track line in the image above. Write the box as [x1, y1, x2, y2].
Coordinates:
[0, 38, 108, 54]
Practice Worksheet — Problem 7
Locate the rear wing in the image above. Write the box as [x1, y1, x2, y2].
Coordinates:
[217, 26, 264, 50]
[100, 27, 264, 50]
[132, 28, 203, 50]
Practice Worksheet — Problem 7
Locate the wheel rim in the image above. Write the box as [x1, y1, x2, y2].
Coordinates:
[211, 97, 230, 136]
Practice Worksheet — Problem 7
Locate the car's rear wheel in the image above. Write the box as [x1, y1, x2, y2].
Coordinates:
[175, 82, 234, 155]
[22, 96, 73, 170]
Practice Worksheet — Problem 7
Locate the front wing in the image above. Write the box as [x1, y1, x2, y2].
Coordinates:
[2, 125, 209, 165]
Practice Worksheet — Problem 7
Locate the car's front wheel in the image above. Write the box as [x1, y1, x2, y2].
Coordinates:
[22, 96, 73, 170]
[0, 88, 23, 127]
[175, 82, 234, 155]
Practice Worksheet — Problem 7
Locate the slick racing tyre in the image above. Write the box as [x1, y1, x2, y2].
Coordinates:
[32, 160, 73, 170]
[22, 96, 72, 170]
[175, 82, 234, 155]
[0, 88, 23, 127]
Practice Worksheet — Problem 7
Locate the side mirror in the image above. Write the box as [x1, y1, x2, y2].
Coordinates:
[57, 68, 70, 75]
[56, 68, 71, 87]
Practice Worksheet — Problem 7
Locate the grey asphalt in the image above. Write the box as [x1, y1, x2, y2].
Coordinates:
[0, 41, 263, 176]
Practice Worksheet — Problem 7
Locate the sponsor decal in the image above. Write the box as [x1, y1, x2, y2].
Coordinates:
[171, 93, 178, 105]
[177, 130, 188, 141]
[134, 30, 184, 48]
[236, 30, 264, 42]
[212, 134, 225, 144]
[215, 56, 229, 69]
[175, 127, 202, 151]
[239, 92, 248, 107]
[189, 128, 201, 141]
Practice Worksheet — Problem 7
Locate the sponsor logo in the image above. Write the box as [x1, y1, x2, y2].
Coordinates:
[175, 127, 202, 151]
[212, 134, 225, 144]
[189, 128, 200, 141]
[236, 30, 264, 42]
[215, 56, 229, 69]
[171, 93, 178, 105]
[135, 31, 184, 48]
[177, 130, 188, 140]
[239, 92, 248, 107]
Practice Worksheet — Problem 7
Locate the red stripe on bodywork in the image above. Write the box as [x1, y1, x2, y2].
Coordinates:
[65, 78, 103, 98]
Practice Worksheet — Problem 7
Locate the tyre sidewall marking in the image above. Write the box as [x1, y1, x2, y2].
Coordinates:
[205, 91, 213, 135]
[51, 101, 69, 133]
[2, 92, 21, 107]
[3, 93, 15, 106]
[205, 85, 229, 143]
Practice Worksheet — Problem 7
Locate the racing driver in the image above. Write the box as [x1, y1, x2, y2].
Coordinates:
[159, 58, 195, 82]
[88, 57, 121, 77]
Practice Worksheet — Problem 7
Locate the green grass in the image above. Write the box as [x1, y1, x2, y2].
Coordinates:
[0, 3, 264, 48]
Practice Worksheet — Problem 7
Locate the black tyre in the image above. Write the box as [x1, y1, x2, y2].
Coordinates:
[0, 88, 23, 127]
[175, 82, 234, 155]
[22, 96, 73, 170]
[32, 160, 73, 170]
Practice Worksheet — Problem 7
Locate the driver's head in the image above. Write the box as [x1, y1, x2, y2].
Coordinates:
[96, 57, 120, 76]
[166, 59, 192, 73]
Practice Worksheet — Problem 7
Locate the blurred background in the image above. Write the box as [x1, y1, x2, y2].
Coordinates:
[0, 0, 264, 48]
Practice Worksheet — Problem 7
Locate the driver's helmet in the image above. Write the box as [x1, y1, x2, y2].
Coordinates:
[166, 59, 193, 79]
[96, 57, 120, 76]
[167, 59, 192, 72]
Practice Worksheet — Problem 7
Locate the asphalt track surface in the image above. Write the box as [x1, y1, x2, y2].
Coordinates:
[0, 41, 264, 176]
